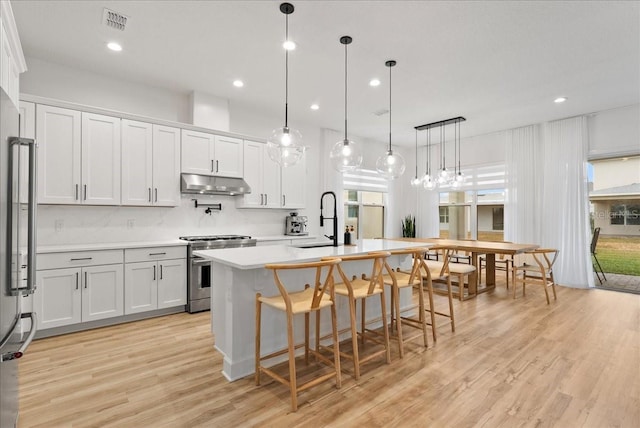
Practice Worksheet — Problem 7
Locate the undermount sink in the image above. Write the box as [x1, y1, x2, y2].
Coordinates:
[293, 242, 342, 249]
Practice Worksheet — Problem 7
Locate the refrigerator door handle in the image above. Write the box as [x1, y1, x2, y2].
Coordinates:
[8, 137, 37, 296]
[0, 313, 37, 362]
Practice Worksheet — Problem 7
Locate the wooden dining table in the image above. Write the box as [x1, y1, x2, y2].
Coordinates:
[391, 238, 539, 297]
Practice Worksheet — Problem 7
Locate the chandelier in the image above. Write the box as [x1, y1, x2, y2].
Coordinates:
[415, 116, 466, 190]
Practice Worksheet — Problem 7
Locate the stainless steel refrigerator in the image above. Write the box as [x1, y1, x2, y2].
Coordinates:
[0, 87, 37, 426]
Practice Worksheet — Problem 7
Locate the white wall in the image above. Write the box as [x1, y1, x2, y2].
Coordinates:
[591, 157, 640, 190]
[21, 56, 190, 123]
[588, 104, 640, 159]
[21, 57, 325, 245]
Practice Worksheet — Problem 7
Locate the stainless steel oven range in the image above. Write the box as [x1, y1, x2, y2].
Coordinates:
[179, 235, 257, 313]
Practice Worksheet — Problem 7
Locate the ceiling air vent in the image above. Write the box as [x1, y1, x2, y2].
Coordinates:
[373, 108, 390, 116]
[102, 8, 129, 31]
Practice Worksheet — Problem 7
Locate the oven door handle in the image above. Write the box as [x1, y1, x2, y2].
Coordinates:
[191, 258, 211, 266]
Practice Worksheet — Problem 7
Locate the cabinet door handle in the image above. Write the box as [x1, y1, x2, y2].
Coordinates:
[216, 160, 219, 173]
[160, 265, 163, 280]
[70, 257, 92, 261]
[75, 272, 79, 290]
[75, 184, 79, 200]
[148, 188, 152, 202]
[155, 188, 158, 202]
[265, 194, 268, 205]
[84, 271, 87, 289]
[149, 252, 166, 256]
[153, 265, 156, 281]
[283, 195, 286, 206]
[260, 193, 263, 205]
[211, 160, 215, 173]
[83, 184, 87, 201]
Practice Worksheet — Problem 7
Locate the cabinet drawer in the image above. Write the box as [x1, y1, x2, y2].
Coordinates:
[125, 246, 186, 263]
[38, 250, 124, 270]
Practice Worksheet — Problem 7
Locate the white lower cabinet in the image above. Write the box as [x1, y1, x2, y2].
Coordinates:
[35, 245, 186, 333]
[124, 246, 186, 315]
[34, 263, 124, 330]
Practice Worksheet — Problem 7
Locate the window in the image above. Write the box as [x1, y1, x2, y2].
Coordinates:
[439, 189, 505, 241]
[610, 203, 640, 226]
[344, 190, 386, 239]
[492, 207, 504, 230]
[439, 207, 449, 224]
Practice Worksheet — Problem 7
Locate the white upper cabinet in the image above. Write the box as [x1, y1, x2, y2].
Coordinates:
[36, 105, 82, 204]
[121, 120, 153, 206]
[81, 112, 121, 205]
[237, 140, 304, 209]
[122, 121, 180, 207]
[281, 157, 306, 209]
[237, 140, 280, 208]
[152, 125, 181, 206]
[1, 2, 26, 107]
[214, 135, 244, 178]
[181, 130, 243, 178]
[37, 107, 121, 205]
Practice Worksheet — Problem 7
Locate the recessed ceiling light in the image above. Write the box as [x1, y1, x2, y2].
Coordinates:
[283, 40, 296, 50]
[310, 104, 319, 110]
[107, 42, 122, 52]
[554, 97, 567, 103]
[233, 80, 244, 88]
[369, 79, 381, 87]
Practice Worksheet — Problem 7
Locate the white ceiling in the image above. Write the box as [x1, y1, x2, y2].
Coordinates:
[10, 0, 640, 146]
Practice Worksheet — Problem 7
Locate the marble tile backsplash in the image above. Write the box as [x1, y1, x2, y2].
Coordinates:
[37, 195, 292, 245]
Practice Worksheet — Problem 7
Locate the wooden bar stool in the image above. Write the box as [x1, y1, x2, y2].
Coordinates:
[380, 248, 433, 358]
[321, 252, 391, 380]
[512, 249, 559, 304]
[420, 246, 457, 334]
[256, 258, 342, 412]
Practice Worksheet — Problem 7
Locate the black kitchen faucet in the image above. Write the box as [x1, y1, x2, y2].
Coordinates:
[320, 191, 338, 247]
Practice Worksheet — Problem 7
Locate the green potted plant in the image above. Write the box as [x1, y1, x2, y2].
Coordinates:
[402, 215, 416, 238]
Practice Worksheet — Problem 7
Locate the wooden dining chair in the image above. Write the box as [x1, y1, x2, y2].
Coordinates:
[256, 258, 342, 411]
[321, 252, 391, 380]
[511, 249, 559, 304]
[379, 248, 433, 358]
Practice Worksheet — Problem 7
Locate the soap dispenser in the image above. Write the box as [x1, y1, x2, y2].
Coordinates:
[344, 226, 352, 245]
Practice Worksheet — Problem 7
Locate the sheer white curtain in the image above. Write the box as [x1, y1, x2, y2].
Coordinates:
[541, 116, 593, 288]
[505, 125, 542, 244]
[505, 118, 594, 288]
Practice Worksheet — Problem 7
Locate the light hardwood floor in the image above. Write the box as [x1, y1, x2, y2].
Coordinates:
[19, 283, 640, 427]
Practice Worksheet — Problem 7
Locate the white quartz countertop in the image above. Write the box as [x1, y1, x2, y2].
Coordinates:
[254, 235, 316, 242]
[37, 240, 187, 253]
[193, 239, 432, 270]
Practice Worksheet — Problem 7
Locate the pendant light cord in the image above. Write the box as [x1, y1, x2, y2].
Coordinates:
[284, 13, 289, 128]
[454, 118, 457, 174]
[427, 128, 431, 175]
[415, 129, 418, 176]
[458, 119, 462, 172]
[388, 62, 392, 152]
[344, 41, 348, 142]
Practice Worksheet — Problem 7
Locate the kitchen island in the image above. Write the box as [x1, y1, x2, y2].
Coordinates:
[194, 239, 431, 381]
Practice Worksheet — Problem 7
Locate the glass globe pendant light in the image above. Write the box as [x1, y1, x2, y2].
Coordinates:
[330, 36, 362, 172]
[376, 60, 405, 179]
[267, 3, 305, 167]
[410, 129, 421, 187]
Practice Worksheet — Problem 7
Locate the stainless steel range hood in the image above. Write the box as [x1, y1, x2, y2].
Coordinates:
[181, 173, 251, 196]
